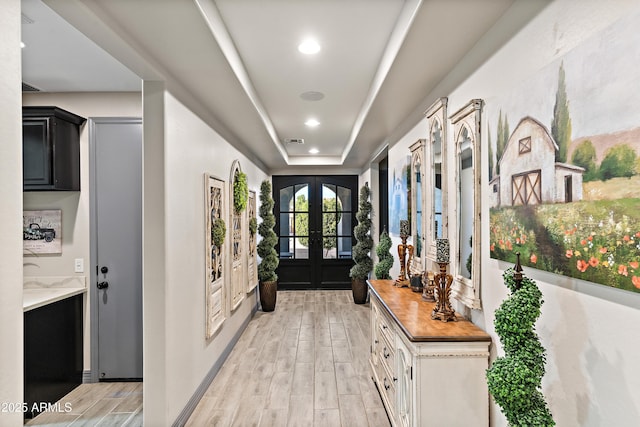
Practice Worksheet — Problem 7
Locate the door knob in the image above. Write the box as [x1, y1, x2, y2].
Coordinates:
[97, 281, 109, 289]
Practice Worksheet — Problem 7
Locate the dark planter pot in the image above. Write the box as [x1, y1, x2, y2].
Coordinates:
[351, 278, 368, 304]
[259, 280, 278, 312]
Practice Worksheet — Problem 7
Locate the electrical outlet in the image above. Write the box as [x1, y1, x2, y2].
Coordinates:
[74, 258, 84, 273]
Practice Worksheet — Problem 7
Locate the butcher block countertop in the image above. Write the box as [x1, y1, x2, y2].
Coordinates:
[368, 279, 491, 342]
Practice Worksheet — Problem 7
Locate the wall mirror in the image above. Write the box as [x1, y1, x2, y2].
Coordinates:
[409, 139, 425, 275]
[450, 99, 483, 309]
[425, 98, 448, 262]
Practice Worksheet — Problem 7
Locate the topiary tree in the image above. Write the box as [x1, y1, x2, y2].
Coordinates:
[486, 255, 555, 427]
[350, 183, 373, 280]
[374, 228, 393, 279]
[257, 180, 278, 283]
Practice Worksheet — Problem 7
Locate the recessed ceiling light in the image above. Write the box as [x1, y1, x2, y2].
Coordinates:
[298, 39, 321, 55]
[309, 148, 319, 154]
[305, 119, 320, 127]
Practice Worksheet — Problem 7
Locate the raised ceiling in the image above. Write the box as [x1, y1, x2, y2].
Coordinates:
[22, 0, 548, 173]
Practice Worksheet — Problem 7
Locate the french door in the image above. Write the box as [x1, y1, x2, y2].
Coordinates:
[273, 175, 358, 290]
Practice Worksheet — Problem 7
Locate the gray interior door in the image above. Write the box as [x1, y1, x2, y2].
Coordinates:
[91, 118, 143, 380]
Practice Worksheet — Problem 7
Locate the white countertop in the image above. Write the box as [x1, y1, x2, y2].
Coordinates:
[23, 276, 86, 312]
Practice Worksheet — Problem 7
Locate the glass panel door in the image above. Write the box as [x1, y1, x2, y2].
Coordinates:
[273, 176, 358, 289]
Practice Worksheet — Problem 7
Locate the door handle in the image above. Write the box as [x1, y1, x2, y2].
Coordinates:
[97, 281, 109, 289]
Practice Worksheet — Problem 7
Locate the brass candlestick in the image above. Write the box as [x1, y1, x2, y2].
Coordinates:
[431, 262, 456, 322]
[431, 239, 455, 322]
[395, 220, 411, 287]
[422, 270, 436, 302]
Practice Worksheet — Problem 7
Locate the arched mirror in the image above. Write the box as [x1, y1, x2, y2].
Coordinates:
[425, 98, 448, 261]
[409, 139, 425, 275]
[450, 99, 483, 310]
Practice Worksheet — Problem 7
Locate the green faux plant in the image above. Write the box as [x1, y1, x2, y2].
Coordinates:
[486, 263, 555, 427]
[212, 218, 226, 248]
[233, 170, 248, 213]
[257, 180, 279, 283]
[350, 183, 373, 280]
[374, 228, 393, 279]
[249, 216, 257, 237]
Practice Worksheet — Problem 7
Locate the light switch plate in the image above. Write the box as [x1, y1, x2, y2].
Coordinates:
[74, 258, 84, 273]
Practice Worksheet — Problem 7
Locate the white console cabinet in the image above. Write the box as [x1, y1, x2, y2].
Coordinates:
[368, 280, 491, 427]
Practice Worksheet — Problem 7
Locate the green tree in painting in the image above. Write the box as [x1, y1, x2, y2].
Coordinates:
[599, 144, 638, 180]
[496, 111, 504, 175]
[551, 62, 572, 163]
[495, 110, 510, 175]
[489, 128, 494, 181]
[571, 139, 598, 181]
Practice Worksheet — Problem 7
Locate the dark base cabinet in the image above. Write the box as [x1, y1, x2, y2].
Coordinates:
[24, 295, 83, 419]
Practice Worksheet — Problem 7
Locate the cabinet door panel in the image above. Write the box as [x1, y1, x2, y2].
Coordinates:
[23, 118, 51, 186]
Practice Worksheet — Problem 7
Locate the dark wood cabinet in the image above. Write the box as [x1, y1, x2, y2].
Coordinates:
[24, 294, 83, 419]
[23, 106, 86, 191]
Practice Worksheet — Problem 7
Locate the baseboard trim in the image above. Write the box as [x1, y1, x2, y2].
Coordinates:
[172, 304, 257, 427]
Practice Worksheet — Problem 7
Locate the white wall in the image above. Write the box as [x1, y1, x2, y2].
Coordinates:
[0, 1, 24, 425]
[22, 92, 142, 371]
[387, 120, 427, 280]
[143, 88, 269, 425]
[385, 1, 640, 426]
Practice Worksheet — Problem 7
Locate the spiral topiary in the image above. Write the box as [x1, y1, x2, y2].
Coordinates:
[374, 228, 393, 279]
[350, 183, 373, 280]
[257, 180, 279, 282]
[486, 258, 555, 427]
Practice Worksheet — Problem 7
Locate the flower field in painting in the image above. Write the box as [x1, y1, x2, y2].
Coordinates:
[490, 198, 640, 293]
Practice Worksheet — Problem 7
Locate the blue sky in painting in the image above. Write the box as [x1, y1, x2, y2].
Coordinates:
[487, 6, 640, 141]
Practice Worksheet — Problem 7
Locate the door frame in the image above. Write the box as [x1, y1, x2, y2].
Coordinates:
[89, 117, 143, 383]
[273, 175, 358, 290]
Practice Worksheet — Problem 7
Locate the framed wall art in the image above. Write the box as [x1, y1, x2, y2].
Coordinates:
[23, 209, 62, 255]
[488, 9, 640, 294]
[205, 174, 226, 339]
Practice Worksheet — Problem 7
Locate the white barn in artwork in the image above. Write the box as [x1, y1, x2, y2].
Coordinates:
[493, 116, 584, 208]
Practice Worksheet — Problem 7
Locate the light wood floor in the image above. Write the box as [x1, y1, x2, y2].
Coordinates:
[186, 290, 390, 427]
[27, 290, 389, 426]
[26, 382, 142, 426]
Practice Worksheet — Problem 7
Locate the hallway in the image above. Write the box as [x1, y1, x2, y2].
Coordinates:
[186, 290, 390, 426]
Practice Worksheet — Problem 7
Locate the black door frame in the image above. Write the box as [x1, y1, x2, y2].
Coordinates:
[273, 175, 358, 290]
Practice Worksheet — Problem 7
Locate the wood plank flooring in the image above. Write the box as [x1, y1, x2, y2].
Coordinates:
[26, 290, 389, 426]
[186, 290, 390, 427]
[25, 382, 142, 426]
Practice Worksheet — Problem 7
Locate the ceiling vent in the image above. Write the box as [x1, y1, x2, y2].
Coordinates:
[284, 138, 305, 144]
[22, 82, 41, 92]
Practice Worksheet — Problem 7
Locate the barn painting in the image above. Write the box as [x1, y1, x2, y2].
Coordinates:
[488, 7, 640, 294]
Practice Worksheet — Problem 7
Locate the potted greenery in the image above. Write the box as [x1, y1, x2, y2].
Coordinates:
[212, 218, 226, 248]
[486, 254, 555, 427]
[233, 170, 248, 213]
[257, 179, 279, 311]
[374, 228, 393, 279]
[349, 183, 373, 304]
